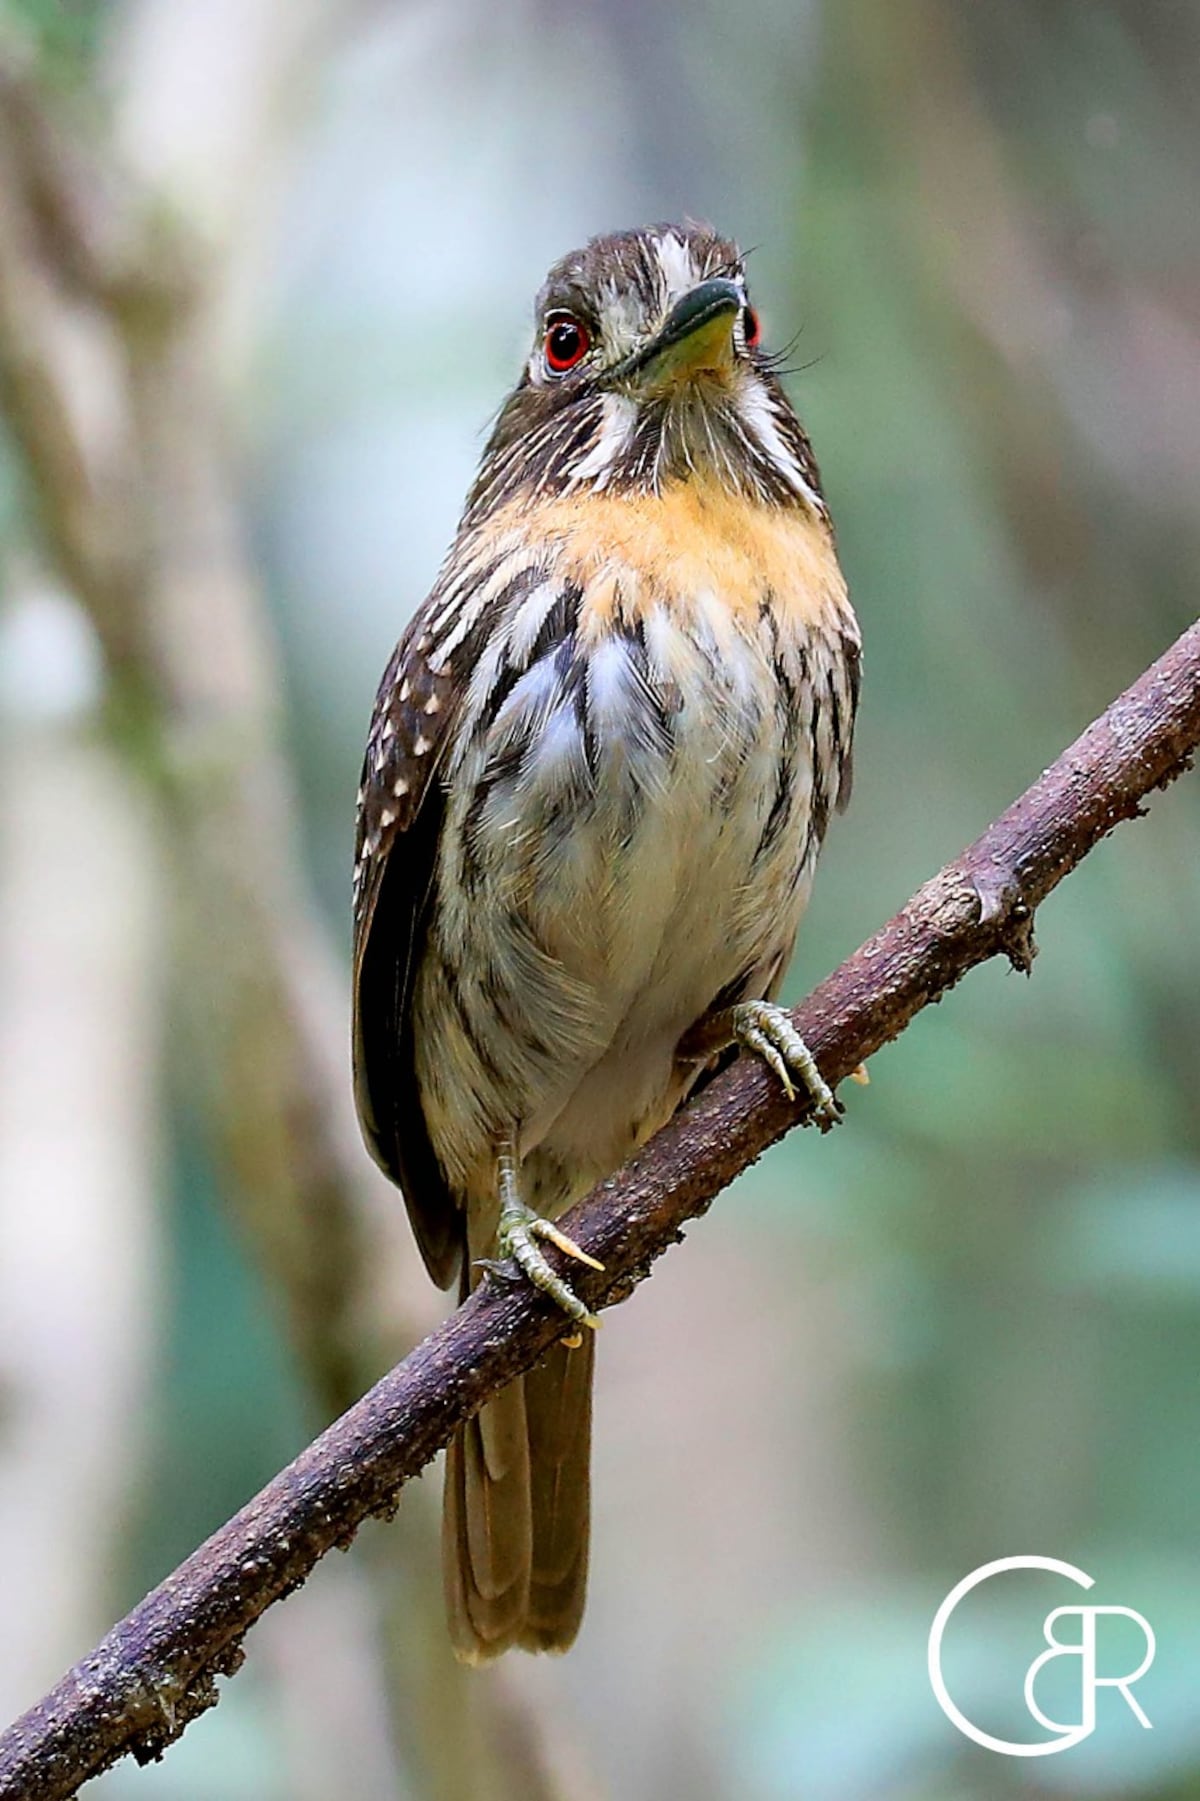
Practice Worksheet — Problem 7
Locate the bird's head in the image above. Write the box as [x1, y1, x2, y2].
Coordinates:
[464, 223, 824, 523]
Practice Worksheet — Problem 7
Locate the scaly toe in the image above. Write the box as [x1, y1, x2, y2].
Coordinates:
[496, 1201, 602, 1330]
[732, 1000, 842, 1130]
[529, 1217, 605, 1271]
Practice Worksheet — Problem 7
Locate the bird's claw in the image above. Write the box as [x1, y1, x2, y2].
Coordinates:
[494, 1197, 603, 1330]
[731, 1000, 843, 1130]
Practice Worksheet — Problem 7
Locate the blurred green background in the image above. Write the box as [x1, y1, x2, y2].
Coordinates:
[1, 1, 1198, 1798]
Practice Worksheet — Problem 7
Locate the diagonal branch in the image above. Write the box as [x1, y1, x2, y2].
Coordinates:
[2, 621, 1197, 1801]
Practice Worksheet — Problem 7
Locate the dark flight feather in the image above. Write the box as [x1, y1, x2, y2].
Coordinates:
[352, 606, 464, 1288]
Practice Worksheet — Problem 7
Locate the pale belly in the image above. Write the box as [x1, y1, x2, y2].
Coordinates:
[417, 590, 848, 1209]
[528, 770, 818, 1188]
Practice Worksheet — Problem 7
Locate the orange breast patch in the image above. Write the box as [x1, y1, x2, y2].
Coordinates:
[484, 482, 850, 641]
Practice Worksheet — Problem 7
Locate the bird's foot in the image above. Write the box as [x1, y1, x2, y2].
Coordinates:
[488, 1145, 603, 1330]
[731, 1000, 843, 1131]
[495, 1199, 603, 1330]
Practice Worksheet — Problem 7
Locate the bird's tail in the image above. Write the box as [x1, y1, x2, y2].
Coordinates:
[443, 1326, 593, 1661]
[443, 1182, 592, 1661]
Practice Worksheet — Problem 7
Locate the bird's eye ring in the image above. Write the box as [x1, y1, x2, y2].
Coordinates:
[743, 306, 761, 350]
[544, 312, 590, 373]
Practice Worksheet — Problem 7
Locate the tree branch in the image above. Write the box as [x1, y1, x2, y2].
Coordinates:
[2, 621, 1196, 1801]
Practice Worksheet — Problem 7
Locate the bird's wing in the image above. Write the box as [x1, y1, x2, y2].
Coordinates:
[833, 626, 862, 813]
[352, 594, 468, 1289]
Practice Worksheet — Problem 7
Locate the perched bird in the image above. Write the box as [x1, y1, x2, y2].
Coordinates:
[352, 223, 860, 1661]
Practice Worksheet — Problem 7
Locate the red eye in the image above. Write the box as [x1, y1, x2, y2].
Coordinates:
[744, 306, 761, 349]
[544, 312, 590, 373]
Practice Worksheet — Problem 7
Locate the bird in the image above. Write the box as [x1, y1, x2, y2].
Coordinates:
[352, 222, 860, 1662]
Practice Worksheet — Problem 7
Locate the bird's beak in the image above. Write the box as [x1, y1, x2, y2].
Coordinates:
[620, 278, 743, 384]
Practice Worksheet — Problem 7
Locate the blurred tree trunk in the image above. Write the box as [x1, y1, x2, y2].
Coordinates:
[0, 6, 586, 1795]
[0, 598, 162, 1725]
